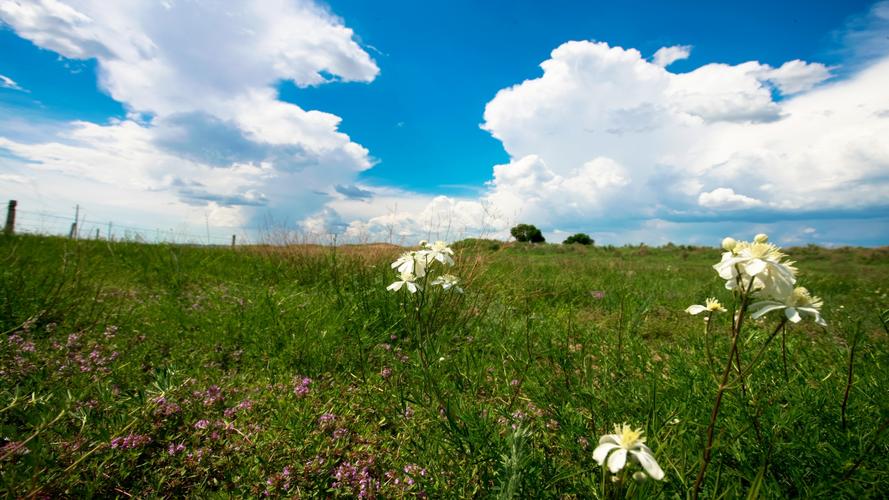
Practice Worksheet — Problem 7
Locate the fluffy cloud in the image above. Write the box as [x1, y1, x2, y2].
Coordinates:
[481, 40, 883, 224]
[352, 37, 886, 245]
[757, 60, 833, 94]
[0, 0, 377, 234]
[652, 45, 691, 67]
[698, 188, 763, 209]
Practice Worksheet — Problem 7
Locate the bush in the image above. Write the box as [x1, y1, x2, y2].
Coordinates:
[562, 233, 593, 245]
[452, 238, 502, 252]
[510, 224, 545, 243]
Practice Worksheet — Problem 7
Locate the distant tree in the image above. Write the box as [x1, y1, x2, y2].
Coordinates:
[563, 233, 594, 245]
[510, 223, 545, 243]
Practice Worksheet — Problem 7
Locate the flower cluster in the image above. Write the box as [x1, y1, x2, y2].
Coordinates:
[293, 376, 313, 397]
[703, 233, 826, 326]
[109, 433, 151, 450]
[386, 241, 462, 294]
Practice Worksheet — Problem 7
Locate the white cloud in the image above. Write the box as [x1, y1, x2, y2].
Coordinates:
[698, 187, 763, 209]
[652, 45, 692, 67]
[836, 1, 889, 67]
[352, 39, 888, 245]
[758, 60, 832, 94]
[0, 74, 27, 91]
[0, 0, 378, 233]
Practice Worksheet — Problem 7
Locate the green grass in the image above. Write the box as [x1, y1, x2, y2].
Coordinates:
[1, 234, 887, 498]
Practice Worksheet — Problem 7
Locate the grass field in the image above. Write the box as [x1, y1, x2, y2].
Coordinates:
[1, 234, 887, 498]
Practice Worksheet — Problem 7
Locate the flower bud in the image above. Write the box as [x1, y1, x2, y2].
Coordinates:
[721, 237, 737, 252]
[633, 471, 648, 482]
[754, 233, 768, 243]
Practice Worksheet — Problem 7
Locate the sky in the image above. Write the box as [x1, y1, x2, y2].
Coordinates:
[1, 0, 888, 246]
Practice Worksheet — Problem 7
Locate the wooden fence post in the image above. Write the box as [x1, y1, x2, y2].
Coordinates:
[231, 234, 236, 248]
[3, 200, 15, 235]
[68, 204, 79, 239]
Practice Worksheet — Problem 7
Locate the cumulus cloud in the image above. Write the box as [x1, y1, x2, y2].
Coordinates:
[0, 0, 378, 231]
[652, 45, 692, 67]
[757, 60, 833, 94]
[351, 38, 888, 245]
[482, 40, 886, 218]
[698, 187, 763, 209]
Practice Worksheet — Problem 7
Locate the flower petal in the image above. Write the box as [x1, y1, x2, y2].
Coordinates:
[630, 449, 664, 480]
[387, 281, 403, 292]
[797, 307, 827, 326]
[750, 302, 784, 320]
[685, 305, 707, 315]
[785, 307, 802, 323]
[713, 254, 738, 280]
[593, 443, 619, 465]
[745, 259, 767, 276]
[607, 448, 627, 473]
[598, 434, 621, 446]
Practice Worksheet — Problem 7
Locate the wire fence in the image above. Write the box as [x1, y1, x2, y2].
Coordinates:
[2, 200, 479, 247]
[4, 201, 247, 246]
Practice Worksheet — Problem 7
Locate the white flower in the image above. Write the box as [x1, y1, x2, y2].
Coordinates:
[391, 251, 427, 278]
[714, 241, 796, 299]
[431, 274, 463, 293]
[422, 240, 455, 266]
[387, 271, 421, 293]
[593, 424, 664, 480]
[686, 297, 726, 315]
[750, 286, 827, 326]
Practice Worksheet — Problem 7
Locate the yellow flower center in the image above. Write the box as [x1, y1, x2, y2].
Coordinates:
[789, 287, 822, 309]
[614, 423, 645, 448]
[705, 297, 724, 312]
[747, 242, 783, 261]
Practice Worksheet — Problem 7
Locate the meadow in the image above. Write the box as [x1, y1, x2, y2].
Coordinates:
[1, 234, 887, 498]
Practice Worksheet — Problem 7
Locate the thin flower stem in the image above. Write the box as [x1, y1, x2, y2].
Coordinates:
[691, 316, 743, 500]
[692, 272, 756, 499]
[704, 312, 719, 379]
[781, 324, 788, 381]
[738, 318, 789, 380]
[842, 321, 863, 431]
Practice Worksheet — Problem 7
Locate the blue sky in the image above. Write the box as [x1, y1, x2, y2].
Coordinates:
[291, 0, 872, 193]
[1, 0, 888, 246]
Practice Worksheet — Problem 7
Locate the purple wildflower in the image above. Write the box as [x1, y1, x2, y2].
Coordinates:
[110, 434, 151, 449]
[294, 377, 312, 397]
[167, 443, 186, 456]
[203, 385, 223, 406]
